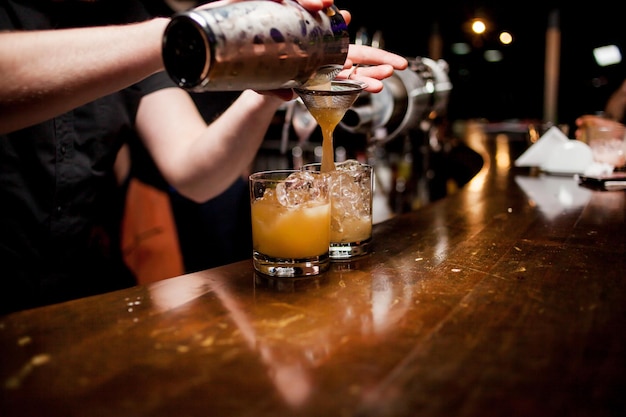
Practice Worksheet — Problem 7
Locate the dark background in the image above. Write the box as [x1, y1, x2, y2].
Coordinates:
[341, 0, 625, 129]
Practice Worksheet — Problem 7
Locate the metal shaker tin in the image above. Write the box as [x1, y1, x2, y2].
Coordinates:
[162, 0, 350, 92]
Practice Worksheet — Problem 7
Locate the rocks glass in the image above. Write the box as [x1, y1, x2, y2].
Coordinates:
[249, 170, 331, 277]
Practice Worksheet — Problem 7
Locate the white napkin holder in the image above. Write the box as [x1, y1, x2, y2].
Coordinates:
[515, 126, 593, 175]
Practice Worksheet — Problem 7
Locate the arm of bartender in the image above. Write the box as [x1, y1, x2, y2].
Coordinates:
[0, 0, 408, 315]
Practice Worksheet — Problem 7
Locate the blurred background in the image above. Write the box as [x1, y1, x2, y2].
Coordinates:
[249, 0, 626, 218]
[343, 0, 624, 128]
[132, 0, 625, 278]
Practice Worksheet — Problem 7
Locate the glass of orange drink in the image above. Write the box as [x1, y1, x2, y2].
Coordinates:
[303, 160, 373, 260]
[295, 79, 371, 260]
[249, 170, 331, 277]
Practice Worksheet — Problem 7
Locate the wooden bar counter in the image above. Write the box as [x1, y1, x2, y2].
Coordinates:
[1, 122, 625, 417]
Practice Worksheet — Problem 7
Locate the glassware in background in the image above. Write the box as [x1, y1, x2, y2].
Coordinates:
[584, 122, 626, 170]
[288, 100, 319, 169]
[292, 100, 319, 146]
[249, 170, 331, 277]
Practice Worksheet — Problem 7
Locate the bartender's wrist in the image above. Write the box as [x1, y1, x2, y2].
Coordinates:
[147, 17, 172, 71]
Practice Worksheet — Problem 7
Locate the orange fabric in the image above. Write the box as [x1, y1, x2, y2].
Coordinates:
[121, 178, 184, 284]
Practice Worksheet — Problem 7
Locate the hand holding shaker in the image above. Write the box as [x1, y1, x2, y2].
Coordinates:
[162, 0, 350, 92]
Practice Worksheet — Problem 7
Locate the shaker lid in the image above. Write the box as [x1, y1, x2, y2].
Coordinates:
[162, 11, 212, 90]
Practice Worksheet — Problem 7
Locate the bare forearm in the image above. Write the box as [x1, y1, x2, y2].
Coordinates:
[184, 92, 283, 201]
[137, 88, 284, 202]
[605, 80, 626, 122]
[0, 18, 169, 134]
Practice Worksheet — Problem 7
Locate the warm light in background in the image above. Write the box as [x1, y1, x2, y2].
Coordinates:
[471, 19, 486, 34]
[458, 15, 515, 62]
[499, 31, 513, 45]
[495, 134, 511, 173]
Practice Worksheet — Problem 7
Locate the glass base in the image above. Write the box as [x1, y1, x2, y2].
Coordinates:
[254, 272, 329, 292]
[329, 238, 371, 260]
[253, 252, 330, 277]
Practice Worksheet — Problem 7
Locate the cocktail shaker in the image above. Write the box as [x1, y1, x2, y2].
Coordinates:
[162, 0, 350, 92]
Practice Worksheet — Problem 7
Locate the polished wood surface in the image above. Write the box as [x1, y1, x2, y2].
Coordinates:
[1, 123, 625, 417]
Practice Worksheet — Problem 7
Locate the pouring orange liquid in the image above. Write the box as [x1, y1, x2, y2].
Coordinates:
[292, 80, 370, 258]
[306, 106, 346, 173]
[297, 80, 370, 243]
[307, 105, 373, 243]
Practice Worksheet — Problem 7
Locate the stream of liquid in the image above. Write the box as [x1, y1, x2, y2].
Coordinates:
[306, 106, 346, 173]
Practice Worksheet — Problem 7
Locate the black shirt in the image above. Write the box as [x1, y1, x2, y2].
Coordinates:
[0, 0, 177, 314]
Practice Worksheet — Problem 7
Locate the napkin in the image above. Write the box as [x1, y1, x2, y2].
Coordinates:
[515, 126, 593, 175]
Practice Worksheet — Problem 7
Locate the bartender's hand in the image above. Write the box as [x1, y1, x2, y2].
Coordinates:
[197, 0, 409, 98]
[266, 44, 407, 101]
[292, 0, 409, 92]
[337, 45, 408, 91]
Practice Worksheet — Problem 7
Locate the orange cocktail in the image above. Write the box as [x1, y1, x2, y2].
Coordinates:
[250, 170, 330, 277]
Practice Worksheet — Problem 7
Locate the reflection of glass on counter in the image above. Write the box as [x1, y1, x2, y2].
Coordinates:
[150, 271, 315, 407]
[149, 258, 418, 409]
